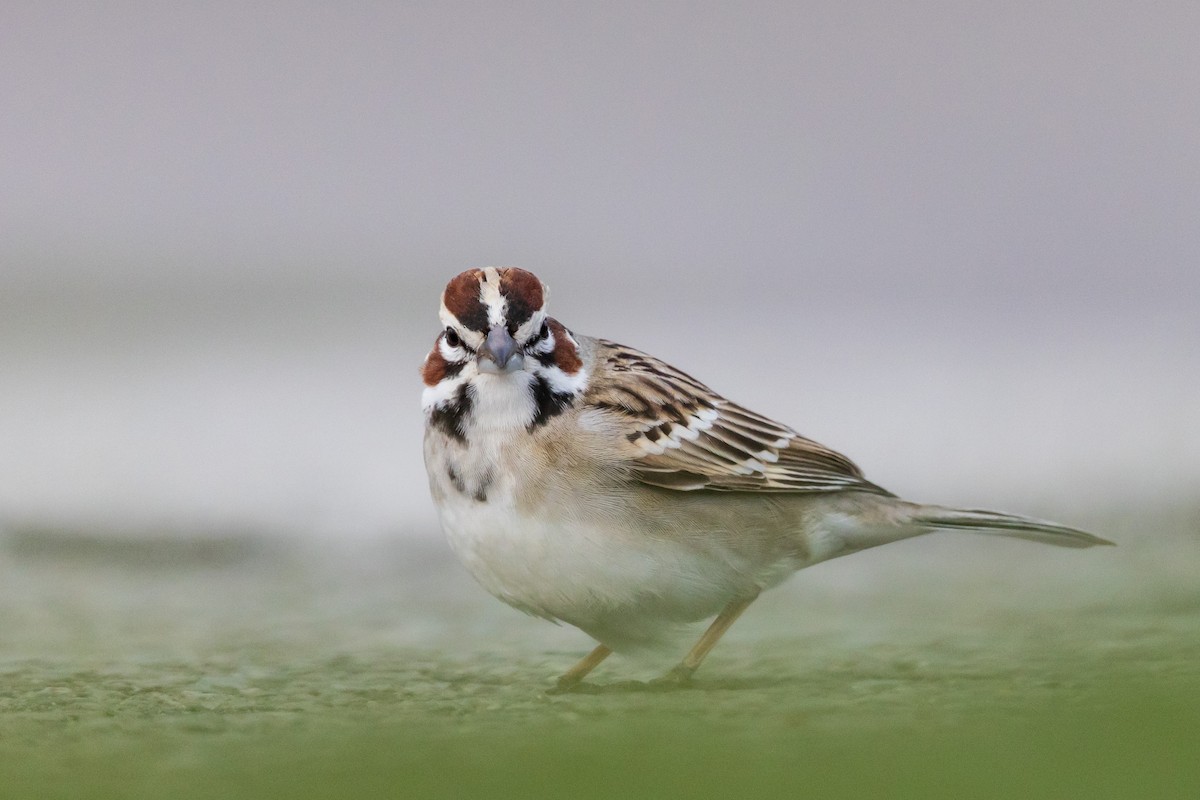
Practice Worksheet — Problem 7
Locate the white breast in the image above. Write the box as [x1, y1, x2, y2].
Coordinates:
[426, 433, 762, 649]
[424, 370, 786, 650]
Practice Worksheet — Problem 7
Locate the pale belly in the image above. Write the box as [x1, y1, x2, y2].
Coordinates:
[434, 485, 777, 650]
[422, 386, 813, 650]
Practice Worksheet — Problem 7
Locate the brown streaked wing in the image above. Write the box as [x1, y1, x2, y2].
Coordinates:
[585, 340, 892, 496]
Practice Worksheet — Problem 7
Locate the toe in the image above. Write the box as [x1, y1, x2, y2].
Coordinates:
[647, 665, 696, 690]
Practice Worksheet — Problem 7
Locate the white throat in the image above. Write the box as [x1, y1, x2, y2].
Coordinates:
[467, 371, 538, 432]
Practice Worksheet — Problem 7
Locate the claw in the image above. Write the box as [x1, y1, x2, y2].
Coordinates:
[547, 675, 585, 695]
[647, 664, 696, 690]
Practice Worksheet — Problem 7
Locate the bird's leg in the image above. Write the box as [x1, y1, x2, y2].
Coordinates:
[551, 643, 613, 692]
[654, 593, 760, 686]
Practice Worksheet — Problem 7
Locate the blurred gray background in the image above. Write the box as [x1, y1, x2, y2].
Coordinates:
[2, 1, 1197, 541]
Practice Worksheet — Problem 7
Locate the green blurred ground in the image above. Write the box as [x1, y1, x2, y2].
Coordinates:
[1, 508, 1197, 799]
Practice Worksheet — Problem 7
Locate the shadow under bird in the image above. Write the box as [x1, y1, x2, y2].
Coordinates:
[420, 267, 1113, 691]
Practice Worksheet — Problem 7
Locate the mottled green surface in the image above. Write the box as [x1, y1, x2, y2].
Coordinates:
[2, 508, 1197, 799]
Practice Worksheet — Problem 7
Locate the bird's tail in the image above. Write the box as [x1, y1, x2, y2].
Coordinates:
[908, 505, 1114, 549]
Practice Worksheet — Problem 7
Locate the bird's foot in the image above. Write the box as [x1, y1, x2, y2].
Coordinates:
[547, 664, 697, 694]
[646, 664, 696, 691]
[547, 674, 585, 695]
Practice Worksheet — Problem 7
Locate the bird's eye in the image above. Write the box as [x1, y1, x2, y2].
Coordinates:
[444, 328, 462, 348]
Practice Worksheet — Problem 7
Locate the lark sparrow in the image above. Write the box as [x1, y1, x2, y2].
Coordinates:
[421, 267, 1112, 690]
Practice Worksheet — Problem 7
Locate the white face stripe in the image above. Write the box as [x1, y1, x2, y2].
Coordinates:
[438, 304, 487, 350]
[421, 367, 470, 412]
[538, 362, 589, 398]
[530, 327, 556, 356]
[478, 267, 507, 328]
[438, 335, 469, 362]
[513, 309, 546, 344]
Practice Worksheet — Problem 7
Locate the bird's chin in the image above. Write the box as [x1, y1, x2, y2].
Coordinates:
[477, 354, 526, 375]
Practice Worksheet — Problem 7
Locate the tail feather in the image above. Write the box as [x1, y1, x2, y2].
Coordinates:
[911, 506, 1114, 549]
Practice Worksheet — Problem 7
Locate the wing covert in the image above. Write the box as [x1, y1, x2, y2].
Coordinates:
[584, 340, 891, 496]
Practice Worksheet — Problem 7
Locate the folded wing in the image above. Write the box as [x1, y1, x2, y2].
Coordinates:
[585, 340, 891, 495]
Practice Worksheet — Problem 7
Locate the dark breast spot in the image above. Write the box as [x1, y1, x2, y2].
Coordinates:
[446, 462, 491, 502]
[529, 374, 575, 429]
[473, 470, 493, 503]
[429, 383, 472, 443]
[446, 464, 468, 494]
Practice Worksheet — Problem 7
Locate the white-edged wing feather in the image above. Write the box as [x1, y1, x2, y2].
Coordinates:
[585, 341, 891, 495]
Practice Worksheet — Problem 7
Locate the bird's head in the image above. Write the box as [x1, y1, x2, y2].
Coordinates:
[422, 267, 586, 435]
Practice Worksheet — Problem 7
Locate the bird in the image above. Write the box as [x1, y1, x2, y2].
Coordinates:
[420, 267, 1113, 691]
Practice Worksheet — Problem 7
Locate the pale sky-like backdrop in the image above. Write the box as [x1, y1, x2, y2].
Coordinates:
[2, 2, 1197, 537]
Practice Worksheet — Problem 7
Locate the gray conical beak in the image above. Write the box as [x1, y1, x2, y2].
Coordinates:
[477, 325, 525, 374]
